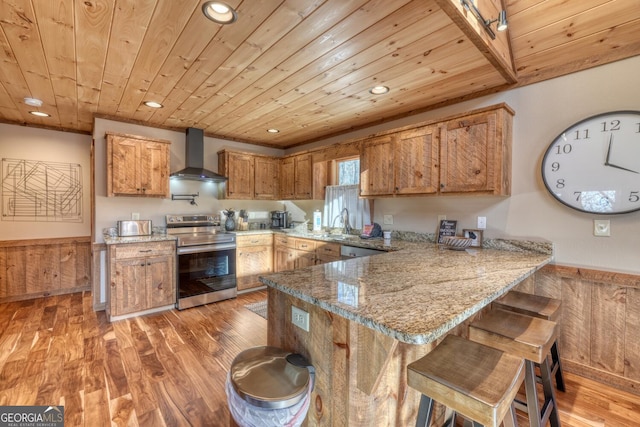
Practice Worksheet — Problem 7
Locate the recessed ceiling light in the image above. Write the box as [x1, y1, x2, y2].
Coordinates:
[144, 101, 163, 108]
[29, 111, 50, 117]
[24, 97, 43, 107]
[267, 128, 280, 133]
[202, 2, 238, 24]
[369, 86, 390, 95]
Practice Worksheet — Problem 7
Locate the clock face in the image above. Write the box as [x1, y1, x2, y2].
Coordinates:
[541, 111, 640, 214]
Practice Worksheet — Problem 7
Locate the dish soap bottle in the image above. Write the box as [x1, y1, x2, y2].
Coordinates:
[313, 210, 322, 232]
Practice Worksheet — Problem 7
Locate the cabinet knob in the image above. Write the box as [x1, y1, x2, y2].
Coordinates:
[440, 183, 445, 188]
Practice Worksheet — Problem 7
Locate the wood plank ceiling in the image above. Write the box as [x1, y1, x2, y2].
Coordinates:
[0, 0, 639, 148]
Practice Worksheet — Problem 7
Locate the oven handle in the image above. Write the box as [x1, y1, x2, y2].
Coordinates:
[177, 243, 237, 254]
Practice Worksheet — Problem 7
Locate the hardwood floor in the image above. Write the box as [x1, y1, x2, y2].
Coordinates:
[0, 291, 638, 426]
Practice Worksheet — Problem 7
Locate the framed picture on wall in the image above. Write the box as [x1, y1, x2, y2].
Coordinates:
[463, 229, 483, 248]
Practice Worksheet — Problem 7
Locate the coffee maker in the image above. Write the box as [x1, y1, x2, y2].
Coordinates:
[270, 211, 288, 229]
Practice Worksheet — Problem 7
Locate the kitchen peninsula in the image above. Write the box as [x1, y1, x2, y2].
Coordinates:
[259, 240, 552, 426]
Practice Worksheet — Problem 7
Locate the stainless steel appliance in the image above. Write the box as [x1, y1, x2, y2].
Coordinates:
[117, 220, 152, 237]
[270, 210, 288, 229]
[166, 214, 237, 309]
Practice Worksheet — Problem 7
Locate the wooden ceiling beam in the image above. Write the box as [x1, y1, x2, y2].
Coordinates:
[434, 0, 517, 84]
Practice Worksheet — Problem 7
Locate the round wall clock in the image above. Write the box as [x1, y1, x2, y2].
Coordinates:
[541, 111, 640, 214]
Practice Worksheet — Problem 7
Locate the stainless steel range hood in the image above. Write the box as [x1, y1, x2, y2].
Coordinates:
[170, 127, 227, 182]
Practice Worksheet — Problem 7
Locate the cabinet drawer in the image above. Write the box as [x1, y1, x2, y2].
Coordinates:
[237, 234, 273, 247]
[274, 234, 295, 249]
[113, 241, 175, 259]
[316, 242, 341, 257]
[295, 239, 316, 252]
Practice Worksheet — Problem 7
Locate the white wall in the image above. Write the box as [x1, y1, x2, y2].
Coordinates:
[0, 124, 92, 240]
[288, 56, 640, 275]
[93, 118, 286, 241]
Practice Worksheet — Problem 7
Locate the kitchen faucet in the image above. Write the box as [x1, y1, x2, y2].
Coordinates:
[341, 208, 352, 235]
[331, 207, 352, 235]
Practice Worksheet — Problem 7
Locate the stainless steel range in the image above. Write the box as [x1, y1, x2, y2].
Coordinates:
[166, 214, 237, 309]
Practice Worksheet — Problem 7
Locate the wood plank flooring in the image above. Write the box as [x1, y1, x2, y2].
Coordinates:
[0, 290, 639, 426]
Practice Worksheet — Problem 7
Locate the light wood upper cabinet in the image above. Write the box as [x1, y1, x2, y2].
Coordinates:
[359, 134, 395, 196]
[218, 150, 279, 200]
[395, 126, 440, 195]
[361, 126, 440, 196]
[294, 153, 312, 199]
[254, 156, 280, 200]
[107, 241, 176, 320]
[280, 153, 312, 200]
[106, 132, 170, 198]
[439, 106, 512, 195]
[219, 151, 255, 199]
[359, 104, 513, 197]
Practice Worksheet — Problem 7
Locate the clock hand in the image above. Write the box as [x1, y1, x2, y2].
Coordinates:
[604, 134, 613, 165]
[606, 162, 639, 174]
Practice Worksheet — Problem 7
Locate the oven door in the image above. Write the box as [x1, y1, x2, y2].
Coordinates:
[176, 243, 237, 309]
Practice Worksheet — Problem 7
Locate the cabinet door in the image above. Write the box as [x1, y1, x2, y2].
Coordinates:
[294, 249, 316, 269]
[395, 126, 439, 195]
[312, 161, 328, 200]
[273, 245, 295, 272]
[112, 258, 147, 315]
[440, 111, 497, 193]
[360, 135, 395, 196]
[110, 137, 141, 196]
[226, 152, 255, 199]
[237, 245, 273, 291]
[146, 255, 175, 308]
[294, 154, 312, 199]
[254, 156, 280, 200]
[315, 242, 341, 265]
[280, 157, 295, 199]
[140, 141, 170, 197]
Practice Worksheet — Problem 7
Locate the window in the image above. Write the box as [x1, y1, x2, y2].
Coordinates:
[337, 158, 359, 185]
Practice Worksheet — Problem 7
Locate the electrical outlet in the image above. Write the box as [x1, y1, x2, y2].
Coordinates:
[383, 214, 394, 225]
[594, 220, 610, 237]
[437, 215, 446, 223]
[477, 216, 487, 229]
[131, 212, 140, 220]
[291, 306, 309, 332]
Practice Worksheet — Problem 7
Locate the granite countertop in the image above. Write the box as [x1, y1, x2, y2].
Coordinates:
[259, 241, 553, 345]
[103, 234, 177, 245]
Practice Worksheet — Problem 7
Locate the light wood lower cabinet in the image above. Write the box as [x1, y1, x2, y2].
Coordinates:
[236, 234, 273, 292]
[273, 235, 341, 272]
[273, 235, 295, 272]
[0, 237, 91, 303]
[107, 241, 175, 320]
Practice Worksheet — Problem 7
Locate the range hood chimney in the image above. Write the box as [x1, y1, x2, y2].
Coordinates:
[170, 127, 227, 182]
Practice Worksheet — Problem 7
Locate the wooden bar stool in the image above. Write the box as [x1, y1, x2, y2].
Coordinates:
[407, 334, 525, 427]
[469, 310, 561, 427]
[493, 291, 565, 392]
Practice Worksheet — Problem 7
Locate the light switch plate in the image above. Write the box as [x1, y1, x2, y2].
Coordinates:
[383, 214, 394, 225]
[594, 220, 610, 237]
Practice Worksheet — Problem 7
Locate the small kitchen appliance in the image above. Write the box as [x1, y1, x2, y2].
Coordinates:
[166, 214, 237, 309]
[270, 211, 288, 229]
[117, 220, 152, 237]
